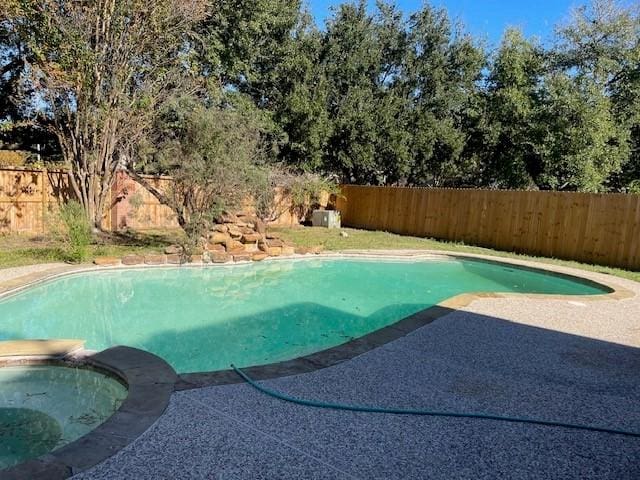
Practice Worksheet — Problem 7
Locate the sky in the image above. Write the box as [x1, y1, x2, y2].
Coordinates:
[308, 0, 581, 46]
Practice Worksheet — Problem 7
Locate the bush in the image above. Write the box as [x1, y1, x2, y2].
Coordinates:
[57, 201, 92, 263]
[628, 180, 640, 194]
[254, 168, 339, 223]
[0, 150, 27, 167]
[136, 102, 271, 247]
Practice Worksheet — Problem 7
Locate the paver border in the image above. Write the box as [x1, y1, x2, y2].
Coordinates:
[0, 345, 177, 480]
[176, 255, 635, 389]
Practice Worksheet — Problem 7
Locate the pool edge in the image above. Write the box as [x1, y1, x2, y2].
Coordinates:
[174, 251, 636, 390]
[0, 251, 635, 391]
[0, 251, 632, 301]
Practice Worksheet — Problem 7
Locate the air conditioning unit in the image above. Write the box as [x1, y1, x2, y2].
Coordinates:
[311, 209, 341, 228]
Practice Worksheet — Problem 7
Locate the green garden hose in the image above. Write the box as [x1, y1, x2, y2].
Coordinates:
[231, 365, 640, 438]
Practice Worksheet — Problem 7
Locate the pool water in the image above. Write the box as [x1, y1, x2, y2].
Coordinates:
[0, 366, 126, 469]
[0, 259, 607, 373]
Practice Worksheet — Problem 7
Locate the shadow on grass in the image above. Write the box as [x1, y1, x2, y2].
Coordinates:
[95, 230, 183, 249]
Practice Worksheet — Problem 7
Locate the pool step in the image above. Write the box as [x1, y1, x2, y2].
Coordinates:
[0, 340, 85, 358]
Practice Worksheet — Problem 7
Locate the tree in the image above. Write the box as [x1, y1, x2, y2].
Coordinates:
[319, 1, 414, 184]
[1, 0, 205, 229]
[0, 16, 24, 124]
[484, 28, 546, 189]
[404, 5, 485, 187]
[537, 72, 628, 191]
[270, 11, 332, 172]
[196, 0, 302, 102]
[0, 9, 58, 158]
[369, 2, 413, 185]
[550, 0, 634, 191]
[132, 98, 270, 242]
[320, 1, 381, 183]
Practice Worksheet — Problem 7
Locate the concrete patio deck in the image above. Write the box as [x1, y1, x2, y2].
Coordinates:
[63, 260, 640, 480]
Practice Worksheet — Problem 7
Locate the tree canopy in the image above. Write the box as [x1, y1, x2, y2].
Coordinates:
[1, 0, 639, 206]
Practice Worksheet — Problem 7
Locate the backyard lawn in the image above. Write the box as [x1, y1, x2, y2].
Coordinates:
[0, 226, 638, 283]
[0, 230, 182, 269]
[271, 226, 640, 283]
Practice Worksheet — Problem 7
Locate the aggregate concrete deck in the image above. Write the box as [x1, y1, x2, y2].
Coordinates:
[70, 260, 640, 480]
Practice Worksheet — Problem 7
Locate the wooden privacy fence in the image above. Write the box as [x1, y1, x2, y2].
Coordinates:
[337, 185, 640, 270]
[0, 168, 179, 233]
[0, 168, 301, 234]
[0, 168, 75, 233]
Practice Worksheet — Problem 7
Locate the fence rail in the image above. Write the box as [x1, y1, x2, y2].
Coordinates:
[337, 185, 640, 270]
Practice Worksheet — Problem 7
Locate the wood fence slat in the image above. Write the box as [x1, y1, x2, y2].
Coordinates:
[338, 185, 640, 270]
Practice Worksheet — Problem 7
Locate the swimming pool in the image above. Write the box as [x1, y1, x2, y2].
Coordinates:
[0, 258, 608, 373]
[0, 365, 126, 469]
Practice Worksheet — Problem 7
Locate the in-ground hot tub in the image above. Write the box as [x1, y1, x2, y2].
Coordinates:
[0, 343, 175, 479]
[0, 364, 127, 470]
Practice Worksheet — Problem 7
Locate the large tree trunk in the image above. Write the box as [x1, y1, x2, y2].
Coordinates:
[59, 133, 117, 231]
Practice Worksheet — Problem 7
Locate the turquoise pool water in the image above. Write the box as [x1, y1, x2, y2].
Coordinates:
[0, 365, 126, 469]
[0, 258, 607, 373]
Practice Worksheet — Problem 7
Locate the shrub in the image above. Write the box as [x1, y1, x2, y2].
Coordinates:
[135, 102, 271, 249]
[57, 201, 92, 263]
[628, 180, 640, 194]
[0, 150, 27, 167]
[254, 168, 340, 223]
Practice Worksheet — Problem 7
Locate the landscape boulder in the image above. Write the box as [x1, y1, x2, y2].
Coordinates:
[209, 232, 230, 244]
[144, 254, 166, 265]
[211, 251, 231, 263]
[122, 254, 144, 265]
[94, 256, 121, 266]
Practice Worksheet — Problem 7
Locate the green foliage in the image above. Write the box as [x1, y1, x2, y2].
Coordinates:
[537, 73, 629, 191]
[56, 201, 92, 263]
[483, 28, 545, 189]
[253, 168, 339, 222]
[627, 179, 640, 194]
[1, 0, 206, 227]
[2, 0, 640, 195]
[403, 5, 486, 186]
[0, 150, 27, 167]
[271, 12, 332, 172]
[548, 0, 636, 191]
[483, 14, 633, 192]
[136, 99, 271, 244]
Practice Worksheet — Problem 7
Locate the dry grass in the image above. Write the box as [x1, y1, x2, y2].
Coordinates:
[0, 229, 184, 268]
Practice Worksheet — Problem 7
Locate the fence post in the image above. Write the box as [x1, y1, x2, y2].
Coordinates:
[41, 167, 47, 233]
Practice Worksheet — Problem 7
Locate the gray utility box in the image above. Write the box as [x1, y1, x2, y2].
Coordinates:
[312, 209, 341, 228]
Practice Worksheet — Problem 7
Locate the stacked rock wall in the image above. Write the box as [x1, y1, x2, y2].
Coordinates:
[202, 212, 296, 263]
[94, 211, 324, 267]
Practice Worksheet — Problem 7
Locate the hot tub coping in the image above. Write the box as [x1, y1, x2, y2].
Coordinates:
[0, 345, 177, 480]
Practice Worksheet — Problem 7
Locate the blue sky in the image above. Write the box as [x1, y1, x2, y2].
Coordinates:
[308, 0, 580, 46]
